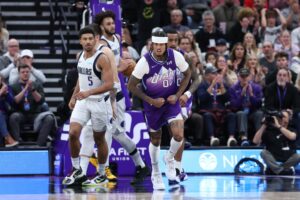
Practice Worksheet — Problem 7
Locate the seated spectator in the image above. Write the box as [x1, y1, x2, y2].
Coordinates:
[216, 55, 238, 87]
[274, 30, 298, 63]
[122, 40, 140, 61]
[245, 53, 265, 87]
[215, 38, 229, 59]
[204, 51, 218, 67]
[162, 9, 190, 35]
[228, 43, 247, 72]
[260, 8, 287, 44]
[229, 68, 263, 146]
[259, 41, 277, 75]
[265, 51, 297, 85]
[195, 10, 225, 52]
[9, 64, 55, 146]
[0, 76, 18, 147]
[253, 110, 300, 175]
[196, 66, 236, 146]
[1, 49, 46, 85]
[0, 17, 9, 56]
[183, 30, 202, 62]
[243, 32, 261, 57]
[0, 38, 19, 71]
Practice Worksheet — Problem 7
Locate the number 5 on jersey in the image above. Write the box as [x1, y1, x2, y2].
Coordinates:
[88, 76, 93, 86]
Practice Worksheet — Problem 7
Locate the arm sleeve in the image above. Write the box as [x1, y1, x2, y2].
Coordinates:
[8, 69, 19, 85]
[173, 50, 189, 72]
[131, 57, 149, 79]
[31, 67, 47, 84]
[0, 63, 15, 78]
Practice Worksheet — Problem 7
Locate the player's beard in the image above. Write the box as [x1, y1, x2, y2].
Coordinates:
[104, 28, 115, 36]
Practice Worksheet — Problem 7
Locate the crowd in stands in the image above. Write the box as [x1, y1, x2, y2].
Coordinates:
[0, 16, 56, 148]
[122, 0, 300, 146]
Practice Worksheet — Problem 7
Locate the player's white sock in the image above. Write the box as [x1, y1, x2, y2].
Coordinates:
[80, 156, 90, 175]
[149, 142, 160, 173]
[71, 157, 80, 169]
[175, 160, 182, 172]
[98, 164, 106, 176]
[167, 137, 183, 160]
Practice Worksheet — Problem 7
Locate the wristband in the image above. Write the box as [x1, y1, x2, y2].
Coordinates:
[184, 91, 192, 98]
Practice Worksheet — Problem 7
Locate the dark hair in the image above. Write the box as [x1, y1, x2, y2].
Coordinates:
[79, 27, 95, 38]
[205, 51, 218, 62]
[85, 23, 101, 35]
[18, 64, 30, 72]
[275, 51, 289, 61]
[266, 9, 278, 19]
[94, 10, 115, 26]
[152, 29, 167, 37]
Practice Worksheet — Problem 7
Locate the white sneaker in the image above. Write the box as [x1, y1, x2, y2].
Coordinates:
[210, 137, 220, 146]
[227, 137, 237, 147]
[151, 173, 165, 190]
[163, 153, 176, 180]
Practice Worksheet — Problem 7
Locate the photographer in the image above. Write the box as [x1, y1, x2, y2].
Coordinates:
[253, 110, 300, 175]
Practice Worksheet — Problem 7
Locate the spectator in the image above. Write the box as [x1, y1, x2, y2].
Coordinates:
[183, 30, 202, 62]
[259, 41, 276, 75]
[290, 51, 300, 74]
[229, 68, 263, 146]
[245, 53, 265, 86]
[265, 51, 297, 85]
[243, 32, 261, 57]
[0, 76, 18, 147]
[0, 39, 19, 71]
[0, 17, 9, 56]
[195, 10, 225, 52]
[178, 36, 193, 54]
[162, 9, 190, 34]
[215, 38, 230, 59]
[281, 0, 300, 31]
[216, 55, 238, 87]
[205, 51, 218, 67]
[160, 0, 188, 27]
[291, 16, 300, 50]
[260, 8, 287, 44]
[228, 8, 254, 46]
[229, 43, 247, 72]
[1, 49, 46, 85]
[122, 40, 140, 61]
[264, 68, 300, 140]
[213, 0, 241, 35]
[140, 38, 151, 57]
[9, 64, 55, 146]
[274, 30, 298, 63]
[253, 110, 300, 175]
[197, 66, 236, 146]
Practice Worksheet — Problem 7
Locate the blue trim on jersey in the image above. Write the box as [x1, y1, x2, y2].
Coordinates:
[93, 52, 103, 80]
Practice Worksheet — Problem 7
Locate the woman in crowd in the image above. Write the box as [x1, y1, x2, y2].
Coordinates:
[245, 53, 265, 87]
[215, 55, 238, 87]
[229, 43, 247, 72]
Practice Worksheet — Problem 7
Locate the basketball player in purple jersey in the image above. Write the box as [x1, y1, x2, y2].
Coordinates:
[128, 29, 191, 190]
[166, 29, 202, 181]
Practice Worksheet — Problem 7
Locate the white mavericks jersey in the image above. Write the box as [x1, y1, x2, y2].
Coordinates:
[77, 50, 107, 99]
[101, 34, 120, 65]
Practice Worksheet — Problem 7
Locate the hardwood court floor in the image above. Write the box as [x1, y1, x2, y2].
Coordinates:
[0, 175, 300, 199]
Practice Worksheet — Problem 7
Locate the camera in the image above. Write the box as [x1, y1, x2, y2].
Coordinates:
[264, 109, 283, 125]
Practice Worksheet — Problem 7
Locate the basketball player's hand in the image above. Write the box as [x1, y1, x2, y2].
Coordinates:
[179, 94, 188, 107]
[68, 98, 76, 110]
[74, 91, 90, 100]
[151, 98, 165, 108]
[167, 95, 178, 104]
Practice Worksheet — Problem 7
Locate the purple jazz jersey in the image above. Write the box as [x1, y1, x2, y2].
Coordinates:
[142, 48, 181, 130]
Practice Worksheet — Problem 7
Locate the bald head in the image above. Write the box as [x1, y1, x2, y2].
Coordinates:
[7, 38, 20, 57]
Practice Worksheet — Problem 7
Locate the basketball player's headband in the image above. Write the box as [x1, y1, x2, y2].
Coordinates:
[152, 36, 168, 44]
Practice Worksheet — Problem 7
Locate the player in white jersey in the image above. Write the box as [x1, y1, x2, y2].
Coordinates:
[78, 23, 149, 186]
[62, 27, 114, 186]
